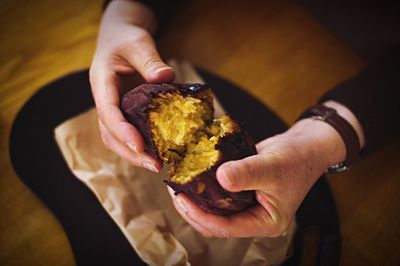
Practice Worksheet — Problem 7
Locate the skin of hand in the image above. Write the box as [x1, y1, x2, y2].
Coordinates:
[90, 0, 174, 172]
[168, 102, 365, 238]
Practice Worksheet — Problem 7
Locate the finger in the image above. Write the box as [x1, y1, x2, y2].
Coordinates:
[90, 68, 146, 154]
[167, 187, 213, 238]
[167, 185, 288, 238]
[255, 135, 276, 149]
[167, 187, 279, 238]
[255, 191, 284, 227]
[99, 120, 162, 172]
[216, 154, 270, 192]
[120, 33, 175, 83]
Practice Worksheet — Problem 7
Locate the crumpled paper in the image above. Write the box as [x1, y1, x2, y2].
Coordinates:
[54, 60, 296, 266]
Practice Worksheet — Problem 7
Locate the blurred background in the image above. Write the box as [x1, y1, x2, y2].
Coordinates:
[1, 1, 100, 265]
[1, 0, 399, 265]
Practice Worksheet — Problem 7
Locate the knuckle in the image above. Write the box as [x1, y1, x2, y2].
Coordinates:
[114, 41, 132, 55]
[88, 60, 104, 87]
[209, 223, 233, 238]
[267, 222, 287, 238]
[236, 160, 256, 186]
[218, 230, 232, 238]
[89, 67, 95, 81]
[97, 109, 106, 124]
[143, 57, 162, 70]
[100, 131, 112, 150]
[106, 104, 120, 117]
[97, 105, 120, 124]
[89, 67, 98, 90]
[127, 152, 147, 167]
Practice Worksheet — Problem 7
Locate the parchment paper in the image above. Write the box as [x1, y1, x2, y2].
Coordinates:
[54, 60, 296, 266]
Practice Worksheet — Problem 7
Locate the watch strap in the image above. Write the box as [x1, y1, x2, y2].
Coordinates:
[299, 105, 360, 173]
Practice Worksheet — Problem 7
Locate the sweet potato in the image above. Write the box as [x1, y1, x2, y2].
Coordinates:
[121, 83, 257, 215]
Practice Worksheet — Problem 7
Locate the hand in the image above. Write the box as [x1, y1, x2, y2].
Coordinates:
[89, 0, 174, 172]
[167, 118, 348, 238]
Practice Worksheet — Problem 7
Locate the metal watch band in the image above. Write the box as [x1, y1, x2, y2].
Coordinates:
[299, 105, 360, 173]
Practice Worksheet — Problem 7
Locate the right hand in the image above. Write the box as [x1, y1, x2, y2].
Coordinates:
[89, 0, 175, 172]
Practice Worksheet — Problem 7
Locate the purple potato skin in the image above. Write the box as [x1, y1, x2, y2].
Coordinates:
[121, 83, 213, 161]
[166, 129, 257, 216]
[121, 83, 258, 216]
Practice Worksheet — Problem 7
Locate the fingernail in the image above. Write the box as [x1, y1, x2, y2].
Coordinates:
[144, 161, 159, 173]
[126, 142, 138, 153]
[175, 198, 187, 213]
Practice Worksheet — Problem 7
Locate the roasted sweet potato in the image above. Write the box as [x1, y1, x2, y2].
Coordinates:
[121, 83, 257, 215]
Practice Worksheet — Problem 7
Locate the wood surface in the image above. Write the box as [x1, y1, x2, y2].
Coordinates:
[1, 0, 399, 265]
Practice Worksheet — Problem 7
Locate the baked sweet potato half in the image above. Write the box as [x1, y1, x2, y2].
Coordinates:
[121, 83, 257, 215]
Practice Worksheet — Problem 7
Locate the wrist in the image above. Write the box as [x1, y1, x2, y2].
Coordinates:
[104, 0, 157, 33]
[322, 100, 365, 149]
[287, 118, 346, 172]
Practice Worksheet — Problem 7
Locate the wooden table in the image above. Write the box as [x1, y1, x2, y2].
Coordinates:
[1, 0, 399, 265]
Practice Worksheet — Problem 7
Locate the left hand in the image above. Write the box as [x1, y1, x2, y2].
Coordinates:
[167, 118, 346, 238]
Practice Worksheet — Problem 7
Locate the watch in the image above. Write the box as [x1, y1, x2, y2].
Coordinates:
[299, 105, 360, 173]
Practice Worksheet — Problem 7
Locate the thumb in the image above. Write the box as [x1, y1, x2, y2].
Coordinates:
[121, 32, 175, 83]
[216, 154, 269, 192]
